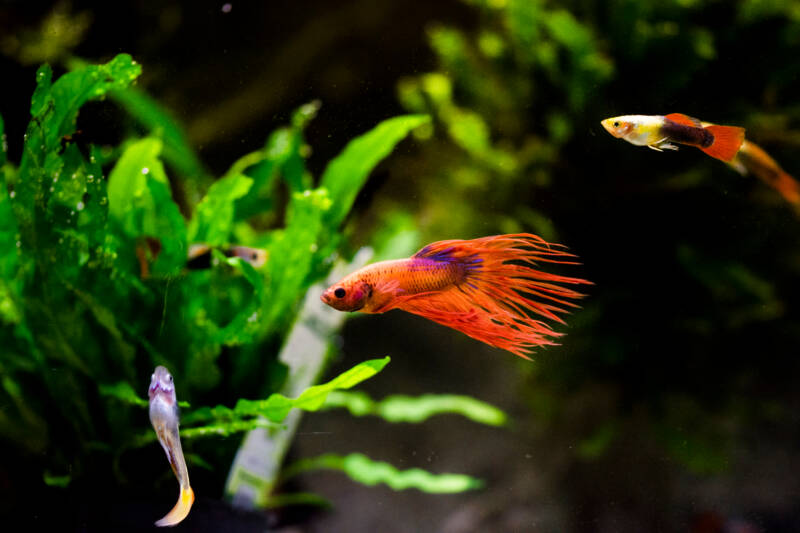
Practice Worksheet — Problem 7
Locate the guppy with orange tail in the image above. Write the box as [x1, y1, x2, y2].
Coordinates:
[321, 234, 590, 359]
[601, 113, 745, 162]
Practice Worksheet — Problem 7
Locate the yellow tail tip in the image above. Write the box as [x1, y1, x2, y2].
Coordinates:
[155, 486, 194, 527]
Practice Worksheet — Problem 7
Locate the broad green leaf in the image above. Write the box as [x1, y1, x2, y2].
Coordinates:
[107, 137, 187, 275]
[182, 357, 390, 425]
[107, 137, 168, 230]
[188, 173, 253, 245]
[323, 391, 508, 426]
[16, 54, 140, 230]
[320, 114, 430, 228]
[283, 453, 482, 494]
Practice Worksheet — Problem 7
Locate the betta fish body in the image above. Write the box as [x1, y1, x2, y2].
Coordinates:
[601, 113, 744, 162]
[149, 366, 194, 527]
[321, 234, 590, 358]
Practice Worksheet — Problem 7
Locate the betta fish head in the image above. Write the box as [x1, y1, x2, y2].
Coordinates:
[600, 116, 636, 139]
[321, 277, 373, 312]
[149, 365, 176, 404]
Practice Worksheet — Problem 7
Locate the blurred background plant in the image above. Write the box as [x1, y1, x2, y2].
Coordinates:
[2, 0, 800, 531]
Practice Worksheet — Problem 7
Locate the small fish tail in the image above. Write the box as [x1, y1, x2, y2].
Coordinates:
[401, 234, 591, 358]
[155, 486, 194, 527]
[700, 125, 745, 162]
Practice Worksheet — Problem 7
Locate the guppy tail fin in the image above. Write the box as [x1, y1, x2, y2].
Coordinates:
[700, 125, 745, 162]
[155, 486, 194, 527]
[398, 234, 590, 359]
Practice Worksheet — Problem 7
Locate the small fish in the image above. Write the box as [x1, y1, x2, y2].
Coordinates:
[186, 244, 268, 270]
[149, 366, 194, 527]
[601, 113, 745, 162]
[321, 234, 590, 359]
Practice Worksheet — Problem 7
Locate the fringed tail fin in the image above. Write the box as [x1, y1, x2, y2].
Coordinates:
[395, 234, 591, 358]
[155, 486, 194, 527]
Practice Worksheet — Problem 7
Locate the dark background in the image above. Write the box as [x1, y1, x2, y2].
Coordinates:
[2, 1, 800, 532]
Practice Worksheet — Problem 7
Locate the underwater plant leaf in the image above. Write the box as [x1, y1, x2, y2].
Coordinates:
[109, 87, 206, 180]
[107, 137, 187, 275]
[233, 101, 319, 221]
[16, 54, 140, 231]
[259, 188, 331, 335]
[282, 453, 482, 494]
[0, 113, 6, 167]
[320, 114, 430, 228]
[182, 357, 390, 425]
[106, 137, 168, 232]
[98, 381, 148, 407]
[188, 173, 253, 245]
[43, 471, 71, 488]
[322, 391, 508, 427]
[264, 492, 331, 509]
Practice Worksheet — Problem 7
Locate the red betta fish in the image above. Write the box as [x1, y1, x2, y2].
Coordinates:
[321, 234, 590, 358]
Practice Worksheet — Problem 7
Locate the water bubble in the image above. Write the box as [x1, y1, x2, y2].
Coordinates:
[15, 241, 21, 248]
[222, 3, 232, 13]
[49, 186, 54, 192]
[99, 197, 107, 205]
[247, 312, 258, 323]
[9, 191, 15, 199]
[141, 167, 150, 175]
[58, 238, 64, 244]
[76, 201, 85, 211]
[87, 174, 95, 183]
[70, 210, 75, 216]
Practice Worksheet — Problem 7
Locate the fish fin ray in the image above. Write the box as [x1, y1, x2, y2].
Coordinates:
[700, 125, 745, 162]
[398, 234, 590, 358]
[665, 113, 702, 127]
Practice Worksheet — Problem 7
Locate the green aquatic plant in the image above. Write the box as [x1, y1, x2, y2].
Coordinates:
[0, 54, 435, 492]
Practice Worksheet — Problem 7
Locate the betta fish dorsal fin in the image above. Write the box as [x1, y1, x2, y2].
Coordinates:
[665, 113, 702, 127]
[700, 125, 745, 162]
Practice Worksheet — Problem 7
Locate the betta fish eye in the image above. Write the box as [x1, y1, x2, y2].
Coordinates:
[334, 287, 346, 298]
[613, 121, 620, 127]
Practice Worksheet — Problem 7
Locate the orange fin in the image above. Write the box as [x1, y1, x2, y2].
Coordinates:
[700, 125, 745, 162]
[665, 113, 702, 127]
[155, 486, 194, 527]
[397, 234, 591, 358]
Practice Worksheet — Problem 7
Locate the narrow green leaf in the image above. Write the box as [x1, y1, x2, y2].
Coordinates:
[283, 453, 482, 494]
[98, 381, 148, 407]
[182, 357, 390, 425]
[323, 391, 508, 426]
[320, 114, 430, 227]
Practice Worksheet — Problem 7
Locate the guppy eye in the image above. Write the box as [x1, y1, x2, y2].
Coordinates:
[167, 374, 173, 382]
[613, 121, 620, 127]
[334, 287, 346, 298]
